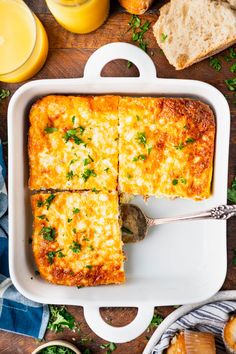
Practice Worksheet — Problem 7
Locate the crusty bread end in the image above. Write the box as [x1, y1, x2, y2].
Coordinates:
[153, 0, 236, 70]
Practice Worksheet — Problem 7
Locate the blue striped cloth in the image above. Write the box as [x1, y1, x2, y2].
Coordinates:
[0, 142, 49, 339]
[152, 301, 236, 353]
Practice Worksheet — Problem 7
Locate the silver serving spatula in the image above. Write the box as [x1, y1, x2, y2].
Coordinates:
[121, 204, 236, 243]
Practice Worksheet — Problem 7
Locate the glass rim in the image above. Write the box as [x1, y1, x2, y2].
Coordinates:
[48, 0, 89, 7]
[0, 0, 37, 76]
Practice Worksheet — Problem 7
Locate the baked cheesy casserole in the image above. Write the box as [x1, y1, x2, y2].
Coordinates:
[118, 97, 215, 200]
[31, 191, 125, 286]
[29, 95, 119, 191]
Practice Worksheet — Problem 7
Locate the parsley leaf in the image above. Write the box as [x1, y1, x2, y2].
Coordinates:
[209, 57, 221, 72]
[66, 170, 74, 180]
[44, 126, 58, 134]
[175, 142, 184, 150]
[228, 177, 236, 203]
[128, 15, 150, 54]
[186, 137, 195, 144]
[82, 169, 97, 182]
[45, 194, 56, 209]
[104, 167, 110, 172]
[230, 63, 236, 73]
[0, 89, 10, 100]
[172, 179, 178, 186]
[229, 47, 236, 59]
[40, 226, 56, 241]
[85, 265, 93, 269]
[46, 249, 64, 264]
[70, 241, 81, 253]
[72, 115, 76, 124]
[100, 342, 117, 353]
[161, 33, 168, 43]
[136, 132, 147, 146]
[149, 314, 164, 330]
[63, 128, 84, 145]
[133, 154, 147, 161]
[37, 214, 46, 219]
[47, 305, 76, 333]
[67, 218, 72, 223]
[225, 78, 236, 91]
[73, 208, 80, 214]
[180, 177, 187, 184]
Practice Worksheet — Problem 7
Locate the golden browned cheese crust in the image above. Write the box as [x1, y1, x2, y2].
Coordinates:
[29, 95, 119, 191]
[118, 97, 215, 200]
[31, 191, 125, 286]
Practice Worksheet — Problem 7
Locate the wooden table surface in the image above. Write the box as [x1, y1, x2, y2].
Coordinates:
[1, 0, 236, 353]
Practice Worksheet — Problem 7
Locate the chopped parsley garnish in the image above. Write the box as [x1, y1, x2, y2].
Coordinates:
[228, 177, 236, 203]
[85, 265, 93, 269]
[209, 57, 221, 72]
[37, 200, 44, 207]
[67, 218, 72, 223]
[100, 342, 117, 353]
[175, 142, 184, 150]
[73, 208, 80, 214]
[92, 187, 99, 193]
[172, 179, 178, 186]
[70, 241, 81, 253]
[83, 237, 90, 241]
[180, 177, 187, 184]
[225, 78, 236, 91]
[37, 214, 46, 219]
[47, 251, 56, 264]
[45, 194, 56, 209]
[127, 173, 132, 179]
[47, 305, 76, 332]
[104, 167, 110, 172]
[183, 125, 188, 129]
[148, 146, 153, 155]
[72, 228, 77, 234]
[82, 168, 97, 182]
[84, 155, 93, 166]
[121, 226, 133, 235]
[186, 137, 195, 144]
[136, 115, 140, 121]
[230, 63, 236, 73]
[88, 245, 94, 251]
[44, 126, 58, 134]
[58, 251, 65, 258]
[69, 159, 77, 165]
[133, 154, 147, 161]
[63, 128, 84, 145]
[128, 15, 150, 54]
[136, 132, 147, 146]
[66, 170, 74, 180]
[40, 226, 56, 241]
[0, 89, 10, 100]
[161, 33, 168, 43]
[72, 115, 76, 124]
[229, 47, 236, 59]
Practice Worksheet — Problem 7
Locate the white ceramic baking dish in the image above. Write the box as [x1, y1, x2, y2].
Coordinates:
[8, 43, 230, 344]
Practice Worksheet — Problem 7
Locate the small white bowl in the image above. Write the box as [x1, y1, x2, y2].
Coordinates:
[32, 340, 81, 354]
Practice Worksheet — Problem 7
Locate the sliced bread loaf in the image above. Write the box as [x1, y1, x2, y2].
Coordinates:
[153, 0, 236, 70]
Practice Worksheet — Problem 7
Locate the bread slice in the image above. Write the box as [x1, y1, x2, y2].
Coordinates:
[119, 0, 153, 14]
[153, 0, 236, 70]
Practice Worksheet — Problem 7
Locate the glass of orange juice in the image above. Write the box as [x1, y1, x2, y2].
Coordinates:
[0, 0, 48, 83]
[45, 0, 110, 34]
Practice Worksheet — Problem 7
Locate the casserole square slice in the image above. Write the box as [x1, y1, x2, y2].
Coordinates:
[31, 191, 125, 286]
[118, 97, 215, 200]
[28, 95, 119, 191]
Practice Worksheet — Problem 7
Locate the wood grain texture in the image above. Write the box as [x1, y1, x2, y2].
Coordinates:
[1, 0, 236, 353]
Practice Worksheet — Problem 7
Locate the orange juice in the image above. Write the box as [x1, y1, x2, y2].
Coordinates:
[0, 0, 48, 83]
[45, 0, 109, 34]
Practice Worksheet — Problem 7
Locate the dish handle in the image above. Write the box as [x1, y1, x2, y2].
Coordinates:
[83, 42, 157, 80]
[83, 305, 154, 343]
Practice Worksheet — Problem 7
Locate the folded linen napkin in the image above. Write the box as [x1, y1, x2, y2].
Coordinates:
[0, 142, 49, 339]
[152, 300, 236, 353]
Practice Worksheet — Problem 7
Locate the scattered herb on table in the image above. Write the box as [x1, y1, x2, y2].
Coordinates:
[148, 313, 164, 331]
[47, 305, 76, 332]
[230, 63, 236, 73]
[39, 346, 75, 354]
[44, 126, 58, 134]
[229, 47, 236, 59]
[121, 226, 133, 235]
[161, 33, 168, 43]
[100, 342, 117, 354]
[233, 248, 236, 266]
[127, 15, 151, 67]
[228, 177, 236, 203]
[0, 89, 10, 100]
[209, 57, 221, 72]
[225, 78, 236, 91]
